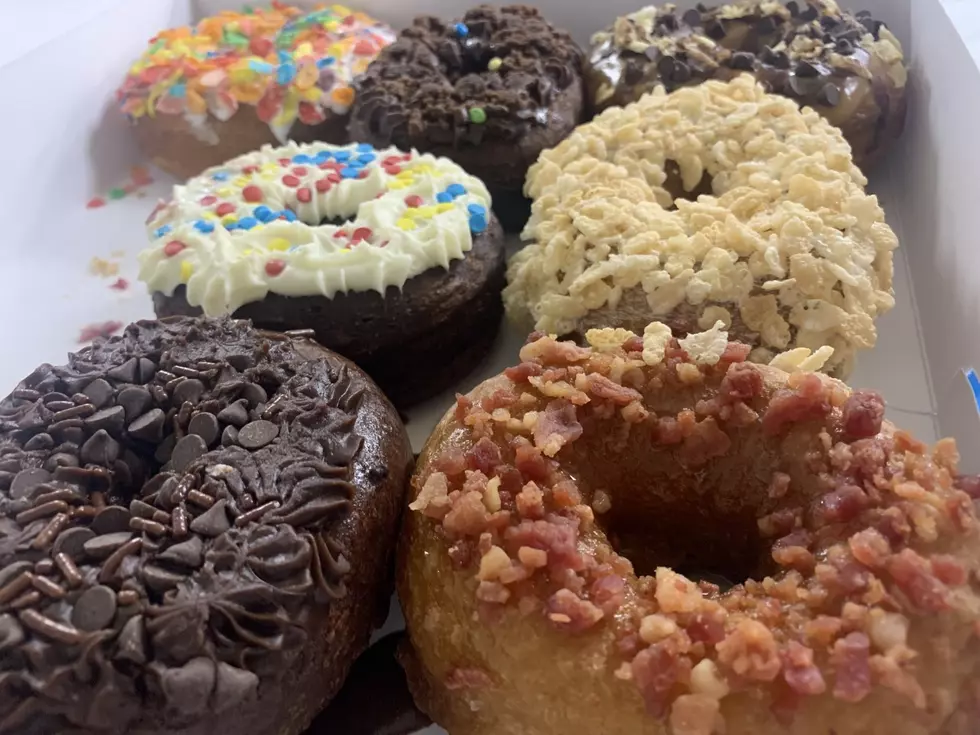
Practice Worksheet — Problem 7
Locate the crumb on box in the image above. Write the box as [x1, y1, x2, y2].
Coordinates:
[89, 257, 120, 278]
[78, 320, 123, 343]
[109, 278, 130, 291]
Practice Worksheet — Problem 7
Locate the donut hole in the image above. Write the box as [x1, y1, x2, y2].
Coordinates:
[662, 160, 716, 208]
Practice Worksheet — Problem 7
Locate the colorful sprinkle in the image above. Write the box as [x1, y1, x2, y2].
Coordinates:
[340, 167, 359, 179]
[446, 184, 467, 198]
[216, 202, 236, 216]
[397, 218, 417, 231]
[282, 174, 300, 187]
[469, 213, 488, 234]
[356, 143, 374, 152]
[352, 227, 372, 242]
[436, 192, 453, 204]
[488, 57, 502, 72]
[268, 238, 292, 251]
[237, 216, 259, 230]
[242, 185, 264, 202]
[109, 277, 130, 291]
[265, 259, 286, 276]
[454, 22, 469, 37]
[468, 203, 487, 216]
[108, 188, 126, 200]
[404, 195, 423, 208]
[154, 225, 172, 238]
[86, 197, 106, 209]
[200, 195, 218, 206]
[180, 261, 194, 280]
[297, 187, 312, 203]
[194, 220, 215, 233]
[468, 107, 487, 124]
[212, 172, 230, 182]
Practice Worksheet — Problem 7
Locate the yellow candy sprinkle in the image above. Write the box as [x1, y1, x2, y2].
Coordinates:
[302, 86, 322, 102]
[416, 206, 437, 219]
[261, 162, 278, 172]
[295, 42, 314, 58]
[395, 171, 413, 180]
[436, 202, 455, 213]
[221, 215, 237, 225]
[242, 249, 253, 256]
[232, 176, 249, 187]
[411, 164, 433, 174]
[337, 248, 351, 253]
[260, 172, 276, 181]
[180, 261, 193, 281]
[217, 187, 232, 197]
[396, 218, 416, 231]
[268, 238, 292, 252]
[387, 180, 409, 190]
[331, 86, 354, 106]
[488, 57, 503, 71]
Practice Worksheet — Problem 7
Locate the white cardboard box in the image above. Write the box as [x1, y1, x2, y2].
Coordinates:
[0, 1, 977, 732]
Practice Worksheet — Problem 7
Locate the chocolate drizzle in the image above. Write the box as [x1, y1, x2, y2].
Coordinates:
[0, 317, 369, 733]
[351, 4, 583, 147]
[588, 1, 906, 164]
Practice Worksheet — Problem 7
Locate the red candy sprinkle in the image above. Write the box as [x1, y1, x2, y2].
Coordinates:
[278, 158, 292, 166]
[216, 202, 235, 216]
[282, 175, 300, 187]
[86, 197, 106, 209]
[352, 227, 372, 242]
[405, 195, 423, 208]
[265, 260, 286, 277]
[357, 170, 368, 179]
[200, 195, 217, 206]
[292, 166, 308, 176]
[382, 156, 401, 166]
[315, 178, 333, 193]
[354, 39, 376, 56]
[242, 165, 259, 175]
[250, 37, 273, 56]
[333, 230, 347, 239]
[164, 241, 186, 257]
[384, 165, 402, 175]
[326, 173, 341, 184]
[297, 187, 312, 203]
[242, 185, 263, 203]
[109, 278, 130, 291]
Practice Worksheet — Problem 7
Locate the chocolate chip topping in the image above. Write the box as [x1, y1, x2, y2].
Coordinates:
[0, 316, 368, 733]
[351, 4, 583, 146]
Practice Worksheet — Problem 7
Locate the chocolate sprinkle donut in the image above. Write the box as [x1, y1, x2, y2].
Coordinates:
[0, 317, 412, 735]
[588, 0, 907, 166]
[349, 4, 586, 232]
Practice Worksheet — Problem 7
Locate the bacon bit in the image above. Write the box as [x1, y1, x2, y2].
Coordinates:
[894, 430, 927, 456]
[831, 632, 872, 702]
[109, 277, 130, 291]
[669, 694, 720, 735]
[720, 362, 764, 401]
[591, 574, 626, 615]
[513, 439, 553, 483]
[841, 391, 885, 440]
[781, 641, 827, 695]
[868, 609, 909, 651]
[931, 554, 968, 586]
[655, 568, 703, 614]
[466, 437, 503, 475]
[445, 668, 493, 690]
[546, 589, 603, 633]
[767, 472, 791, 499]
[653, 416, 685, 445]
[848, 437, 890, 481]
[678, 418, 731, 467]
[433, 449, 467, 477]
[532, 399, 583, 457]
[956, 474, 980, 500]
[448, 539, 476, 569]
[481, 388, 518, 412]
[504, 361, 543, 384]
[494, 463, 524, 499]
[516, 482, 545, 519]
[623, 335, 645, 353]
[505, 518, 583, 574]
[721, 342, 752, 363]
[77, 320, 123, 343]
[477, 546, 512, 581]
[519, 336, 591, 365]
[639, 614, 679, 644]
[813, 484, 867, 526]
[886, 548, 950, 612]
[762, 374, 831, 435]
[848, 527, 891, 568]
[758, 508, 800, 538]
[455, 393, 473, 423]
[631, 639, 693, 717]
[716, 619, 782, 682]
[874, 506, 911, 546]
[689, 659, 730, 699]
[409, 472, 452, 519]
[518, 546, 548, 568]
[869, 654, 926, 708]
[551, 479, 582, 508]
[586, 373, 644, 406]
[476, 581, 510, 604]
[772, 543, 815, 573]
[805, 616, 843, 647]
[443, 491, 491, 537]
[686, 609, 727, 645]
[946, 492, 976, 532]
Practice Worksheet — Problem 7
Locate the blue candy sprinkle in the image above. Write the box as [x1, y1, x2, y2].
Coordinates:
[254, 205, 274, 222]
[292, 154, 313, 164]
[454, 22, 469, 36]
[315, 150, 332, 163]
[248, 59, 275, 74]
[212, 172, 229, 181]
[467, 203, 486, 216]
[345, 159, 364, 169]
[237, 216, 258, 230]
[277, 50, 291, 64]
[225, 223, 239, 231]
[340, 167, 360, 179]
[282, 209, 297, 222]
[469, 213, 488, 234]
[356, 143, 374, 152]
[316, 57, 336, 68]
[153, 224, 172, 237]
[333, 150, 351, 162]
[446, 183, 467, 198]
[169, 82, 186, 98]
[277, 62, 297, 85]
[357, 152, 376, 164]
[436, 192, 454, 204]
[193, 220, 215, 233]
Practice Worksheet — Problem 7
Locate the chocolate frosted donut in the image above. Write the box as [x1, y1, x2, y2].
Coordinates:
[0, 317, 412, 735]
[588, 1, 907, 166]
[349, 5, 586, 232]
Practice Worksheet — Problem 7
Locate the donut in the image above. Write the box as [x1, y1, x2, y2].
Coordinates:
[0, 316, 412, 735]
[117, 5, 395, 179]
[398, 323, 980, 735]
[587, 1, 906, 167]
[505, 75, 897, 378]
[139, 141, 505, 409]
[348, 4, 586, 233]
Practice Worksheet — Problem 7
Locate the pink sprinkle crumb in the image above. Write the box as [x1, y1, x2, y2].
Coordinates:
[86, 198, 106, 209]
[109, 278, 129, 291]
[78, 320, 123, 343]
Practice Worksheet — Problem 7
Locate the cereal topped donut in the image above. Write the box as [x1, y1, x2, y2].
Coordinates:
[117, 4, 395, 178]
[505, 75, 897, 378]
[587, 0, 906, 166]
[349, 4, 586, 233]
[139, 141, 506, 408]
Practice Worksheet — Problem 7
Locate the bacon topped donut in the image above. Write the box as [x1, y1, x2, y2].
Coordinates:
[398, 322, 980, 735]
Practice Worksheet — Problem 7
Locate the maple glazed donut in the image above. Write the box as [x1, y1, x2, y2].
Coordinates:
[587, 0, 907, 166]
[141, 141, 505, 409]
[117, 5, 395, 179]
[505, 75, 898, 378]
[399, 323, 980, 735]
[0, 316, 412, 735]
[349, 4, 586, 233]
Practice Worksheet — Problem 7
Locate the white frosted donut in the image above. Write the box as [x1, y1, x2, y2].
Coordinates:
[139, 141, 493, 315]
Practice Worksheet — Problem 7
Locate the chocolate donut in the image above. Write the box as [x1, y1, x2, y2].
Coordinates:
[349, 5, 586, 233]
[0, 317, 412, 735]
[400, 324, 980, 735]
[141, 142, 506, 409]
[588, 1, 907, 166]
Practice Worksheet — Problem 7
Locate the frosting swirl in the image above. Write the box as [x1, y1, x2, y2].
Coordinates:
[139, 142, 493, 315]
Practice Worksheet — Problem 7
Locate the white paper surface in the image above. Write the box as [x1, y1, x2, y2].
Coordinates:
[0, 1, 977, 732]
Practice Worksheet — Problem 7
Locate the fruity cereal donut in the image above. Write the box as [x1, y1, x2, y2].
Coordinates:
[399, 324, 980, 735]
[140, 141, 505, 409]
[117, 5, 395, 179]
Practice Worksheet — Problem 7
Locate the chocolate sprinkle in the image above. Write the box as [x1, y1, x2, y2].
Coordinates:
[237, 420, 279, 450]
[71, 585, 117, 631]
